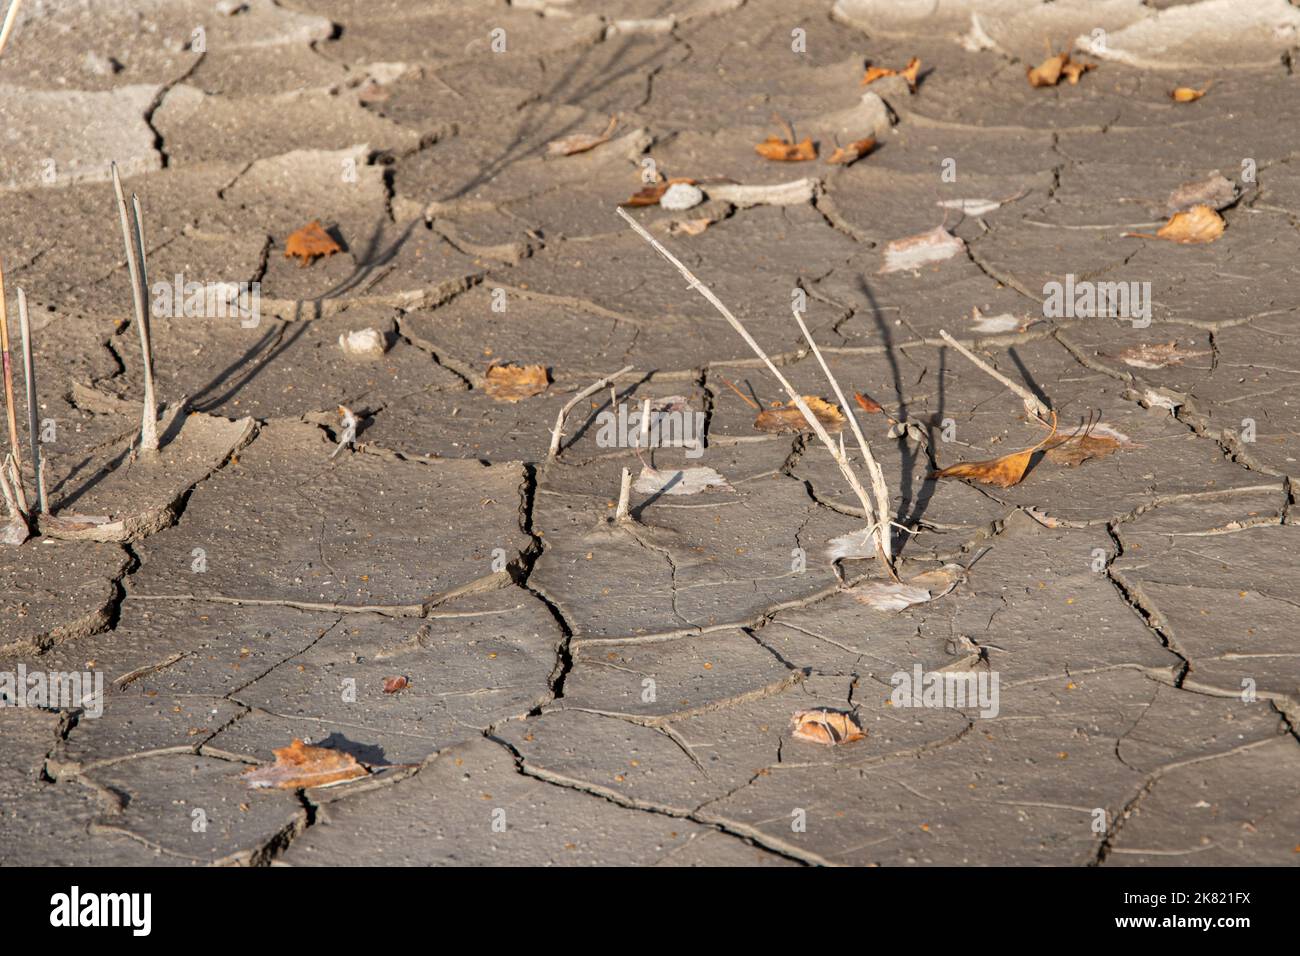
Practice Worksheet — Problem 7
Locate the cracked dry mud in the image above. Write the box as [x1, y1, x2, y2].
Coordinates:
[2, 0, 1299, 867]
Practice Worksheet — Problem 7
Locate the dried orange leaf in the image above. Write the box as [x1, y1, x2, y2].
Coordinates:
[1061, 60, 1095, 84]
[620, 176, 694, 207]
[383, 675, 409, 694]
[860, 65, 896, 85]
[1171, 85, 1209, 103]
[935, 413, 1058, 488]
[284, 220, 342, 267]
[484, 363, 550, 402]
[853, 391, 883, 414]
[242, 739, 369, 790]
[547, 115, 617, 156]
[900, 57, 921, 91]
[1126, 204, 1225, 244]
[1027, 52, 1069, 87]
[826, 137, 876, 166]
[755, 135, 816, 162]
[790, 709, 865, 746]
[754, 396, 845, 434]
[862, 57, 920, 92]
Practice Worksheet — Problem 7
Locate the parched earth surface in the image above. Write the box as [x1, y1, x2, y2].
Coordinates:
[2, 0, 1300, 866]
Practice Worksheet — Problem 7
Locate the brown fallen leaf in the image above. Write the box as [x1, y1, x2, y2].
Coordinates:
[284, 220, 342, 267]
[826, 137, 876, 166]
[1027, 52, 1069, 87]
[1171, 84, 1210, 103]
[1061, 59, 1095, 84]
[854, 391, 883, 414]
[484, 363, 550, 402]
[755, 135, 816, 162]
[861, 65, 895, 85]
[620, 176, 695, 207]
[754, 396, 845, 434]
[755, 115, 816, 162]
[934, 411, 1058, 488]
[790, 709, 865, 746]
[242, 739, 369, 790]
[383, 675, 409, 694]
[861, 57, 920, 92]
[1125, 204, 1225, 244]
[546, 115, 617, 156]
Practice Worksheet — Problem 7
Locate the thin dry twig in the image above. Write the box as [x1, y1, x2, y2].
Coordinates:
[718, 375, 760, 410]
[938, 329, 1051, 420]
[617, 207, 896, 579]
[15, 287, 44, 512]
[111, 163, 159, 453]
[0, 260, 22, 472]
[547, 364, 634, 461]
[0, 0, 23, 61]
[789, 303, 893, 563]
[615, 466, 632, 523]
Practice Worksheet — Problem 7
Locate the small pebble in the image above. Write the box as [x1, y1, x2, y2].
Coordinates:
[660, 182, 704, 211]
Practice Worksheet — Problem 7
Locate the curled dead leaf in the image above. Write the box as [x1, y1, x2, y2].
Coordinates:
[853, 391, 883, 414]
[547, 115, 617, 156]
[755, 115, 816, 162]
[621, 176, 695, 207]
[1061, 60, 1095, 84]
[1027, 52, 1068, 87]
[861, 57, 920, 92]
[826, 137, 876, 166]
[754, 396, 845, 434]
[242, 739, 369, 790]
[484, 363, 550, 402]
[755, 135, 816, 162]
[383, 675, 409, 694]
[790, 709, 865, 746]
[1125, 204, 1224, 244]
[284, 220, 342, 267]
[1171, 84, 1210, 103]
[934, 412, 1057, 488]
[1027, 52, 1093, 88]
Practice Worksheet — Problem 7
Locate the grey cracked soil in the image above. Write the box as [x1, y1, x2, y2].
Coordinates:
[1, 0, 1299, 867]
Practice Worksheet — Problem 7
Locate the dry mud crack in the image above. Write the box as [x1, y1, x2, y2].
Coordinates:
[1, 0, 1298, 868]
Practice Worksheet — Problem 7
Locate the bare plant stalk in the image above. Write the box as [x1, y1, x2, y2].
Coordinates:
[938, 329, 1051, 420]
[615, 467, 632, 522]
[0, 0, 22, 61]
[4, 452, 26, 514]
[111, 163, 158, 453]
[0, 459, 18, 517]
[0, 261, 21, 474]
[617, 207, 896, 579]
[790, 303, 892, 562]
[547, 364, 634, 460]
[15, 287, 42, 512]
